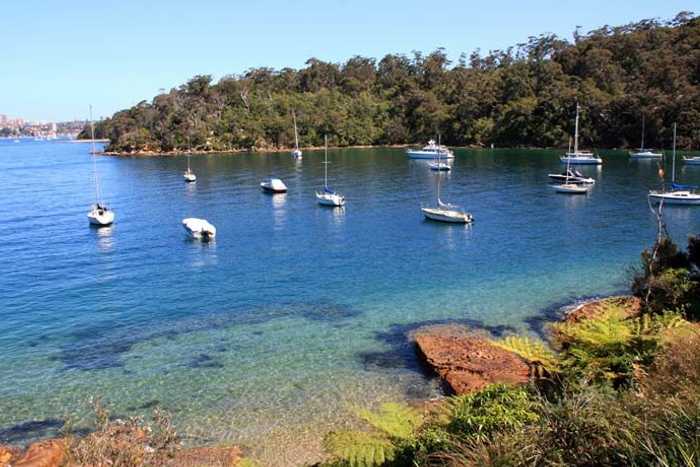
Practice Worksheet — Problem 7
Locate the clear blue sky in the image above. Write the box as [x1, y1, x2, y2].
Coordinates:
[0, 0, 693, 122]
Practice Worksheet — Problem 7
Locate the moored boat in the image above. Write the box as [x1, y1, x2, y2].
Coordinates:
[260, 178, 288, 193]
[648, 123, 700, 206]
[406, 139, 455, 159]
[560, 104, 602, 165]
[182, 218, 217, 240]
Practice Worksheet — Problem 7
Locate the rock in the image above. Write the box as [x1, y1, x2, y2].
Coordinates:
[13, 439, 65, 467]
[0, 445, 21, 466]
[564, 296, 640, 323]
[414, 324, 530, 395]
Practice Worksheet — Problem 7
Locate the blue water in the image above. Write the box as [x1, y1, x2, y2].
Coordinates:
[1, 139, 698, 463]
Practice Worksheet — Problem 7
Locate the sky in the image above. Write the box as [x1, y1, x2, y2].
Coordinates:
[0, 0, 694, 122]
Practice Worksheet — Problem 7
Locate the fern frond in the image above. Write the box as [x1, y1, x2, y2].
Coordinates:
[356, 402, 423, 440]
[323, 430, 395, 467]
[492, 336, 559, 372]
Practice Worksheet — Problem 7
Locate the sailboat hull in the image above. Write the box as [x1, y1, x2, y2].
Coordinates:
[316, 192, 345, 206]
[648, 192, 700, 205]
[88, 210, 115, 226]
[630, 151, 662, 159]
[421, 207, 472, 223]
[684, 157, 700, 165]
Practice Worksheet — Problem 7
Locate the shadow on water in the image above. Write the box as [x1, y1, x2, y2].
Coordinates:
[358, 317, 518, 376]
[49, 299, 364, 371]
[0, 419, 65, 444]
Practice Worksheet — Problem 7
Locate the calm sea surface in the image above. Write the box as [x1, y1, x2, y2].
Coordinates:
[1, 139, 698, 463]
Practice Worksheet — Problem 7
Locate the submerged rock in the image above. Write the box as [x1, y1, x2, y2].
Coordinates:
[5, 439, 65, 467]
[413, 325, 530, 395]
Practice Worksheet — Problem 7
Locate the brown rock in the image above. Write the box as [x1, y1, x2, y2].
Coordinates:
[414, 325, 530, 395]
[13, 439, 65, 467]
[564, 296, 640, 323]
[0, 445, 22, 466]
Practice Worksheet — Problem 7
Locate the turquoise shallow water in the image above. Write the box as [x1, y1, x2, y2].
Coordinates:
[1, 139, 698, 463]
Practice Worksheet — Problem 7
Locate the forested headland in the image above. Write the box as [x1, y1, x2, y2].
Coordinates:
[82, 12, 700, 154]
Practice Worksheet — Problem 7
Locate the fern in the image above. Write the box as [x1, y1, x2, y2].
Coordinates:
[492, 336, 559, 373]
[323, 430, 396, 467]
[356, 402, 423, 440]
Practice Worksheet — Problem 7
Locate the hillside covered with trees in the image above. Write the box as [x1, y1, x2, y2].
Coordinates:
[83, 12, 700, 153]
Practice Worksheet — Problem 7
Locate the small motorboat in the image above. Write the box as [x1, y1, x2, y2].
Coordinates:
[406, 139, 455, 159]
[683, 156, 700, 165]
[88, 203, 115, 226]
[548, 169, 595, 184]
[182, 218, 216, 240]
[551, 183, 590, 194]
[260, 178, 288, 193]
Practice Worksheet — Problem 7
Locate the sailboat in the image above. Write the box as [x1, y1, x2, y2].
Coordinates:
[560, 103, 602, 165]
[421, 164, 472, 223]
[316, 135, 345, 207]
[291, 110, 302, 159]
[551, 151, 590, 194]
[630, 114, 662, 159]
[428, 135, 451, 171]
[183, 150, 196, 182]
[549, 137, 595, 184]
[86, 106, 115, 226]
[649, 123, 700, 205]
[683, 155, 700, 165]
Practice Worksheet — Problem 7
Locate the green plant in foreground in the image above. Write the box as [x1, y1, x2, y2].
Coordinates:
[445, 384, 539, 443]
[323, 403, 423, 466]
[492, 335, 559, 376]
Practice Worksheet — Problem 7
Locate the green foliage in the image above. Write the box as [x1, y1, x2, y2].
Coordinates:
[356, 402, 423, 440]
[632, 235, 700, 319]
[492, 335, 559, 375]
[446, 385, 539, 442]
[81, 14, 700, 153]
[323, 431, 397, 467]
[322, 403, 422, 466]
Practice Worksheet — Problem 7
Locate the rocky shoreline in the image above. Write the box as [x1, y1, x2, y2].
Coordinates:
[412, 295, 640, 395]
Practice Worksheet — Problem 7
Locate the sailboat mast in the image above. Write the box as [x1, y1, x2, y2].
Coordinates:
[293, 110, 299, 150]
[574, 103, 580, 154]
[324, 134, 328, 188]
[640, 114, 645, 151]
[89, 105, 101, 205]
[672, 122, 677, 184]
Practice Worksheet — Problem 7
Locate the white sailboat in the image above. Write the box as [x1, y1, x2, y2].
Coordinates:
[551, 146, 590, 194]
[291, 110, 302, 159]
[649, 123, 700, 205]
[560, 103, 602, 165]
[316, 135, 345, 207]
[86, 106, 115, 226]
[183, 151, 196, 182]
[630, 114, 662, 159]
[428, 135, 451, 171]
[421, 165, 472, 223]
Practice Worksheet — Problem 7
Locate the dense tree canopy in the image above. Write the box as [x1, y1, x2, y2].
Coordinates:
[82, 12, 700, 153]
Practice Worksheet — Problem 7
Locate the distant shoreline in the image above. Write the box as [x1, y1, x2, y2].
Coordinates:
[96, 143, 586, 157]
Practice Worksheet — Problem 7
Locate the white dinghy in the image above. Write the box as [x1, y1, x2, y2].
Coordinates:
[182, 218, 217, 241]
[260, 178, 288, 193]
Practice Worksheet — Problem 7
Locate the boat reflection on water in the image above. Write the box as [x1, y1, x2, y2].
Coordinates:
[93, 225, 114, 253]
[272, 193, 288, 231]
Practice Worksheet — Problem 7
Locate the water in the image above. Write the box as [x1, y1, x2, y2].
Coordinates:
[1, 139, 698, 464]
